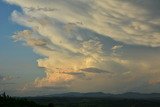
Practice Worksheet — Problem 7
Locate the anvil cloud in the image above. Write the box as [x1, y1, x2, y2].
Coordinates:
[4, 0, 160, 95]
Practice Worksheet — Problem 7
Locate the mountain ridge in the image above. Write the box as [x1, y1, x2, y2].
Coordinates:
[37, 92, 160, 99]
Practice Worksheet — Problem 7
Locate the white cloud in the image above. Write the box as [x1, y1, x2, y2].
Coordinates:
[112, 45, 123, 50]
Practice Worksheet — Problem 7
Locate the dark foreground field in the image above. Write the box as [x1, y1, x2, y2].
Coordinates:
[1, 92, 160, 107]
[28, 97, 160, 107]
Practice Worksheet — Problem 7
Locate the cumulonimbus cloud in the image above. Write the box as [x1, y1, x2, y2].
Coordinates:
[4, 0, 160, 94]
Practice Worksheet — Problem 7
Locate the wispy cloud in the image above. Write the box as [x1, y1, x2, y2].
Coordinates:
[0, 75, 18, 86]
[0, 75, 14, 81]
[5, 0, 160, 47]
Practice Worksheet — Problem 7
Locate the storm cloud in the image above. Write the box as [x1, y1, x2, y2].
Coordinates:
[4, 0, 160, 94]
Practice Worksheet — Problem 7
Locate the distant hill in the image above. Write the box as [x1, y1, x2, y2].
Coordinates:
[51, 92, 109, 97]
[115, 92, 160, 99]
[44, 92, 160, 99]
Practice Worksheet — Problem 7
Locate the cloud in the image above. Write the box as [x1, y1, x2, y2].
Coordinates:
[4, 0, 160, 94]
[0, 75, 17, 86]
[80, 67, 109, 74]
[112, 45, 123, 50]
[5, 0, 160, 47]
[0, 83, 16, 85]
[0, 75, 14, 81]
[0, 75, 3, 80]
[13, 30, 46, 47]
[63, 72, 86, 78]
[111, 45, 123, 56]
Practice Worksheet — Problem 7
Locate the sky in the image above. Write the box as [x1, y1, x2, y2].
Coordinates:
[1, 0, 160, 96]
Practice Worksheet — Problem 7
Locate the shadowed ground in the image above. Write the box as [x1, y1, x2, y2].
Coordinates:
[1, 92, 160, 107]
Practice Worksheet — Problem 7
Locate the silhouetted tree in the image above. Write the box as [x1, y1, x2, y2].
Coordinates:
[0, 92, 46, 107]
[2, 92, 6, 98]
[48, 103, 54, 107]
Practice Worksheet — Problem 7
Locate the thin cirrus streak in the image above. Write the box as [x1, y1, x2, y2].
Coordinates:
[4, 0, 160, 94]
